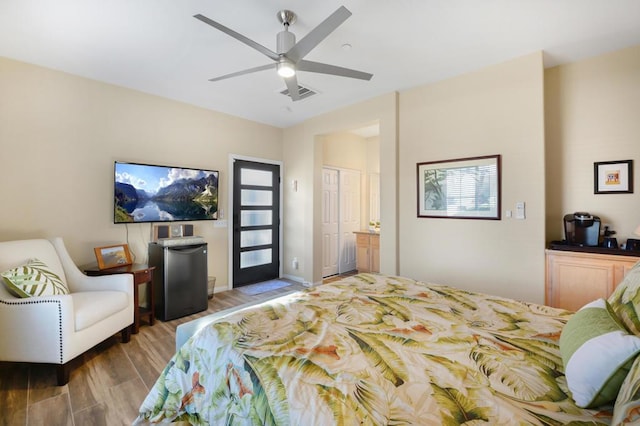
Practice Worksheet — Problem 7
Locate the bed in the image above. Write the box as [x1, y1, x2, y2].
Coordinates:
[134, 271, 640, 425]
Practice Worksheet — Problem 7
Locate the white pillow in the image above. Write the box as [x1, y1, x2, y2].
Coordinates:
[1, 258, 69, 297]
[559, 298, 640, 408]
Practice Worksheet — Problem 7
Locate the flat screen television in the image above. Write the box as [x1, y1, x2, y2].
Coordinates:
[114, 161, 219, 223]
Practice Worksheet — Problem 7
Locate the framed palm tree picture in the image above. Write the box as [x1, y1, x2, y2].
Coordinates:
[417, 154, 501, 220]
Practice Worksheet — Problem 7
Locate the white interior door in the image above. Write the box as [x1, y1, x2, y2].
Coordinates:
[339, 169, 360, 273]
[322, 168, 339, 277]
[322, 168, 361, 278]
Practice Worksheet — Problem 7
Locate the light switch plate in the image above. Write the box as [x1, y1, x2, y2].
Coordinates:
[214, 220, 228, 228]
[515, 202, 525, 219]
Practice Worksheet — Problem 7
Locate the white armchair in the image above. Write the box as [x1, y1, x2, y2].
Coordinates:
[0, 237, 134, 385]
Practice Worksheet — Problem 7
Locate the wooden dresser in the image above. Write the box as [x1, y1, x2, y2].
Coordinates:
[354, 231, 380, 273]
[545, 248, 640, 311]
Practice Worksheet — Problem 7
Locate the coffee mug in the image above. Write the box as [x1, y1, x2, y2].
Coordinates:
[627, 239, 640, 251]
[603, 237, 618, 249]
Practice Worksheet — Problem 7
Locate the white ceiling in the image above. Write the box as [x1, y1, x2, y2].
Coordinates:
[1, 1, 639, 128]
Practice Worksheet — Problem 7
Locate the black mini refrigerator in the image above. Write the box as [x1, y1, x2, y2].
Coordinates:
[149, 242, 208, 321]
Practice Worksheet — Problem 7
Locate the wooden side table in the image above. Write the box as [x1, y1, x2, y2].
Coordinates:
[83, 263, 156, 334]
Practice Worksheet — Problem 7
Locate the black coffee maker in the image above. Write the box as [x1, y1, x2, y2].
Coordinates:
[564, 212, 601, 246]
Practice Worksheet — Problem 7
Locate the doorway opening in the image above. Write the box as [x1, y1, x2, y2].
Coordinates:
[321, 122, 380, 279]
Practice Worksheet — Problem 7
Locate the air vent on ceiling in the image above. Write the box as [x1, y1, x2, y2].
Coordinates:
[280, 84, 317, 100]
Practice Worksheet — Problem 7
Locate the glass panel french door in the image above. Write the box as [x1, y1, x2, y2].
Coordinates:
[233, 160, 280, 286]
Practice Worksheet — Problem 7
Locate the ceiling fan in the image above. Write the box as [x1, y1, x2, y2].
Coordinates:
[194, 6, 373, 101]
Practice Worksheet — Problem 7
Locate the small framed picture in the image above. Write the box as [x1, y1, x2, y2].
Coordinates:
[94, 244, 133, 270]
[594, 160, 633, 194]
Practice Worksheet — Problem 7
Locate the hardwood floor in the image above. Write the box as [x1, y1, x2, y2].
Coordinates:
[0, 280, 305, 426]
[323, 270, 358, 284]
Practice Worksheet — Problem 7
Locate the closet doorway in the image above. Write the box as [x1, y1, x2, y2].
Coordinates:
[322, 167, 360, 278]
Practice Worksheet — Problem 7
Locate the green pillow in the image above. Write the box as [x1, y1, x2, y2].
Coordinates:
[559, 298, 640, 408]
[609, 261, 640, 335]
[612, 355, 640, 425]
[1, 258, 69, 297]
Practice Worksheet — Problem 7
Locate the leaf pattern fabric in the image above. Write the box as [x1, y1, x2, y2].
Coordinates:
[1, 258, 68, 297]
[135, 273, 612, 425]
[612, 355, 640, 425]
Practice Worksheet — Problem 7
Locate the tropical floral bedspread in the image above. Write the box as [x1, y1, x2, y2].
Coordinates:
[135, 273, 612, 425]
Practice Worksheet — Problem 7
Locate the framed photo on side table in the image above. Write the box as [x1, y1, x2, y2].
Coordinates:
[417, 154, 501, 220]
[594, 160, 633, 194]
[94, 244, 133, 270]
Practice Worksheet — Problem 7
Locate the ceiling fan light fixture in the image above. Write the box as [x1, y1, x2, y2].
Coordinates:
[196, 6, 373, 90]
[277, 59, 296, 78]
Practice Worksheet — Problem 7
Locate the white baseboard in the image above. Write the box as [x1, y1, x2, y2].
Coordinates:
[281, 273, 304, 283]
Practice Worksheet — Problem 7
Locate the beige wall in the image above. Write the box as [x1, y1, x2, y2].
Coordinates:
[367, 136, 380, 175]
[398, 52, 546, 303]
[545, 45, 640, 245]
[323, 132, 368, 171]
[0, 57, 283, 291]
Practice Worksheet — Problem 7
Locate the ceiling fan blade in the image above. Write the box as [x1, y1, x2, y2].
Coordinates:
[297, 60, 373, 81]
[208, 64, 274, 82]
[284, 75, 301, 101]
[286, 6, 351, 62]
[194, 14, 280, 61]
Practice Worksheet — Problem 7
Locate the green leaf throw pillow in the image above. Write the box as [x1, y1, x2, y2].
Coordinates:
[560, 298, 640, 408]
[612, 355, 640, 425]
[1, 258, 69, 297]
[608, 261, 640, 336]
